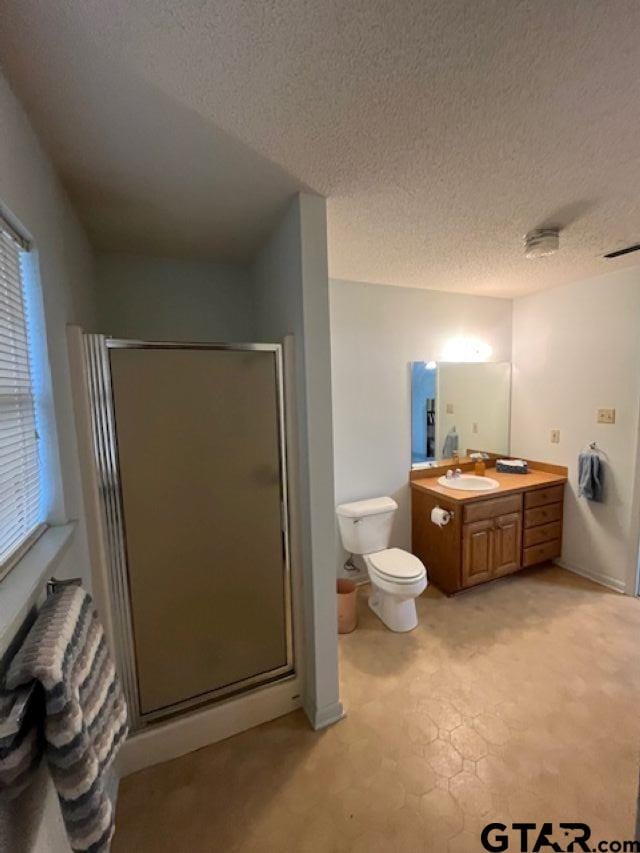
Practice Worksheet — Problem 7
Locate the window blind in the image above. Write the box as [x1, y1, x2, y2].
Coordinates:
[0, 221, 43, 575]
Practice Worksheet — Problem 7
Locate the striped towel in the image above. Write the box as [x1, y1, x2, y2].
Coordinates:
[0, 681, 45, 800]
[1, 587, 128, 852]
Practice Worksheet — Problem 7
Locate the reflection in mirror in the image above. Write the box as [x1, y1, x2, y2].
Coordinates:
[411, 362, 511, 467]
[411, 361, 437, 464]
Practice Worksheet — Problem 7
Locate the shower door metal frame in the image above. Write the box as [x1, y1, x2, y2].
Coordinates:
[83, 335, 294, 730]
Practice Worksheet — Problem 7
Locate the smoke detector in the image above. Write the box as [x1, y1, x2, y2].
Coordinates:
[524, 228, 559, 259]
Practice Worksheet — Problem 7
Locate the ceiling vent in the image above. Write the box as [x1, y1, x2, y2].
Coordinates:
[524, 228, 560, 259]
[603, 243, 640, 259]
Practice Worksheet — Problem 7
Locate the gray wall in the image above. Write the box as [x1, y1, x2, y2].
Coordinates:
[0, 70, 97, 853]
[96, 253, 253, 341]
[252, 194, 342, 729]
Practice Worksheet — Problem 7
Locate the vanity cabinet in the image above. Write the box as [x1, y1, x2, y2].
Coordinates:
[461, 501, 522, 587]
[491, 511, 523, 577]
[522, 484, 564, 567]
[411, 465, 566, 594]
[461, 519, 493, 585]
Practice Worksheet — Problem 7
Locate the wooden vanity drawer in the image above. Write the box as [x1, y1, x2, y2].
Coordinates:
[524, 485, 564, 509]
[522, 539, 561, 567]
[523, 521, 562, 547]
[524, 502, 562, 528]
[464, 494, 522, 524]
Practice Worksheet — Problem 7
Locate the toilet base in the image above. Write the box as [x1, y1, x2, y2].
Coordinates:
[368, 586, 419, 633]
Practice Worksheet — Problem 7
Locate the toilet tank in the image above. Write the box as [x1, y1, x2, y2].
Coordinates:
[336, 496, 398, 555]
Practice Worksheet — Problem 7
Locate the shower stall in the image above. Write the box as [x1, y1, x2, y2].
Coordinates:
[81, 335, 294, 729]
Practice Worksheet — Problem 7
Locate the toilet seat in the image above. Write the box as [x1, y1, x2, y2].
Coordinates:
[368, 548, 425, 584]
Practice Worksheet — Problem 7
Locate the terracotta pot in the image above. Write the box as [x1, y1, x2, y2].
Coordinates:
[337, 578, 358, 633]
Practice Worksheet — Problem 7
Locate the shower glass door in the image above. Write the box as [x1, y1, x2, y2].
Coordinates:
[84, 338, 292, 724]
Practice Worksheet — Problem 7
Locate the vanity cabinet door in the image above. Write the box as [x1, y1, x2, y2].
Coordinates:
[462, 519, 494, 586]
[492, 512, 522, 577]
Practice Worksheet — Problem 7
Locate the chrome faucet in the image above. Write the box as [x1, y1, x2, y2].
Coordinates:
[446, 468, 463, 480]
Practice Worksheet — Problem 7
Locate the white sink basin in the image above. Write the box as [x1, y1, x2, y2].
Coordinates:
[437, 474, 500, 492]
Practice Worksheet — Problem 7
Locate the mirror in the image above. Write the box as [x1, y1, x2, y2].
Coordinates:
[411, 361, 511, 466]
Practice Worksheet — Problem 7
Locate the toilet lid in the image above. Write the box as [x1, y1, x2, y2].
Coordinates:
[368, 548, 425, 581]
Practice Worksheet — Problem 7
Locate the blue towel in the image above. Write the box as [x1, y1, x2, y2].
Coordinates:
[442, 430, 459, 458]
[578, 451, 604, 502]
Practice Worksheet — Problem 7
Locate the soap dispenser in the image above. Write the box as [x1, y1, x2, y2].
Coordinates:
[474, 458, 486, 476]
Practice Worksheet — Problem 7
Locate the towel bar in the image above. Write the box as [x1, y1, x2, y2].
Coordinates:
[46, 576, 82, 597]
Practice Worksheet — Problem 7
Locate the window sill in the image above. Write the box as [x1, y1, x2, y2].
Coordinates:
[0, 523, 76, 658]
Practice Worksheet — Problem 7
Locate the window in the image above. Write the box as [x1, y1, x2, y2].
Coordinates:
[0, 216, 45, 580]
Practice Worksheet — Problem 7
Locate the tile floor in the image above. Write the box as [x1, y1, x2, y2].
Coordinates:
[113, 565, 640, 852]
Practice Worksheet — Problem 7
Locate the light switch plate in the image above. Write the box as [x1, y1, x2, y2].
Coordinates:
[446, 403, 454, 414]
[550, 429, 560, 444]
[597, 408, 615, 424]
[472, 422, 478, 434]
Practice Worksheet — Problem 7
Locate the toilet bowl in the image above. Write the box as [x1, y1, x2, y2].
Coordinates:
[364, 548, 427, 631]
[336, 497, 428, 633]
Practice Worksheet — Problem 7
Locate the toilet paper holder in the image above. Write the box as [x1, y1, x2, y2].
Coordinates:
[431, 505, 455, 526]
[435, 505, 455, 518]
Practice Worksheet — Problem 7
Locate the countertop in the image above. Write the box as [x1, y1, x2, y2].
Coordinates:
[410, 467, 567, 504]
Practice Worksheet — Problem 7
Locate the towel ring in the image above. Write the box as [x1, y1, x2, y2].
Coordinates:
[584, 441, 606, 455]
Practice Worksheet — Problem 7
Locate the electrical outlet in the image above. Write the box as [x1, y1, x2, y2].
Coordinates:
[446, 403, 454, 414]
[472, 422, 478, 434]
[550, 429, 560, 444]
[597, 408, 615, 424]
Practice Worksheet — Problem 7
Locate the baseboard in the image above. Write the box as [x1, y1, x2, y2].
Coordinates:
[116, 676, 302, 777]
[303, 698, 345, 730]
[556, 559, 626, 593]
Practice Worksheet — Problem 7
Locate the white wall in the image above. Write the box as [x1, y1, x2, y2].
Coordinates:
[96, 253, 253, 341]
[330, 279, 513, 572]
[253, 194, 342, 729]
[436, 362, 511, 459]
[510, 267, 640, 593]
[0, 71, 97, 853]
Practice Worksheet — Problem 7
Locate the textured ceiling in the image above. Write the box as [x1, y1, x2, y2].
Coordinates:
[2, 0, 640, 295]
[0, 4, 307, 264]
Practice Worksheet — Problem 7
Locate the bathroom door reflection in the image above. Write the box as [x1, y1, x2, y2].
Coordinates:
[411, 362, 437, 464]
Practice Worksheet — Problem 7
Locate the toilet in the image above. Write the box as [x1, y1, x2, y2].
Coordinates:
[336, 496, 427, 632]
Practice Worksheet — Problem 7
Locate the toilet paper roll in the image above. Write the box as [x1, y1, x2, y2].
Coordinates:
[431, 506, 450, 527]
